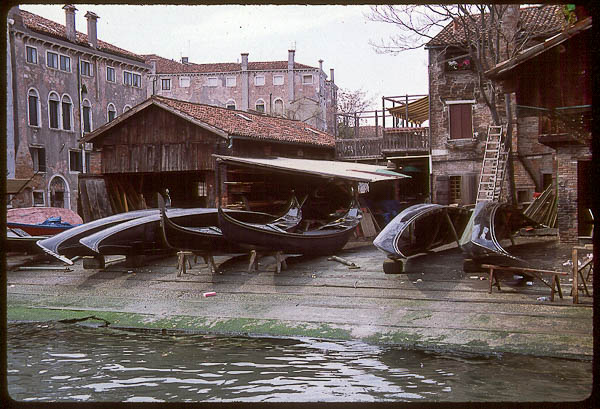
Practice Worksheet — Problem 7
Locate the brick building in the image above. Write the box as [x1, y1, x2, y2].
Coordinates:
[144, 51, 338, 134]
[6, 5, 150, 213]
[487, 13, 593, 243]
[425, 5, 564, 206]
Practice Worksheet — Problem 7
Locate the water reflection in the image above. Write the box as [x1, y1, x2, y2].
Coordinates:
[7, 322, 592, 402]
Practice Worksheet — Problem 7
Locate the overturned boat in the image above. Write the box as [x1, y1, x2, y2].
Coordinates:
[459, 201, 536, 265]
[79, 208, 217, 257]
[217, 199, 362, 256]
[373, 203, 472, 260]
[37, 209, 158, 264]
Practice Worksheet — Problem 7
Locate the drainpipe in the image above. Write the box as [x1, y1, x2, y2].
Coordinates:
[287, 49, 295, 105]
[428, 52, 433, 203]
[241, 52, 249, 111]
[77, 55, 86, 174]
[8, 17, 19, 178]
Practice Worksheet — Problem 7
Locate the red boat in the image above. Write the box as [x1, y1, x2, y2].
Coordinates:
[7, 207, 82, 236]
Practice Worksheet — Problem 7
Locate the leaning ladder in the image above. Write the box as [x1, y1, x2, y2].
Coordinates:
[476, 125, 509, 203]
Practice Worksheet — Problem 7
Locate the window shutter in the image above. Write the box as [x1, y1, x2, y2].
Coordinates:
[461, 173, 477, 205]
[436, 175, 450, 205]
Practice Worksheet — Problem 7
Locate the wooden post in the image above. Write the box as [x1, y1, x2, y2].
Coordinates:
[444, 210, 461, 248]
[572, 247, 579, 304]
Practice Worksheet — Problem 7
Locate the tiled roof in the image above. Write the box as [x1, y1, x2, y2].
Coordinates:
[155, 95, 334, 147]
[19, 9, 146, 63]
[144, 54, 316, 74]
[427, 5, 564, 47]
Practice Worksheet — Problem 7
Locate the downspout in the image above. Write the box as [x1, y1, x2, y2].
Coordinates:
[427, 52, 433, 203]
[77, 56, 86, 174]
[8, 21, 20, 177]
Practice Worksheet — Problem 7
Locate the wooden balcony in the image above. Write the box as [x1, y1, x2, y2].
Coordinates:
[335, 127, 429, 160]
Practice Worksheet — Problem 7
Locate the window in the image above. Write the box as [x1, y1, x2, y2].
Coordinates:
[106, 66, 115, 82]
[197, 181, 207, 197]
[132, 73, 141, 88]
[123, 105, 132, 113]
[254, 75, 265, 86]
[29, 146, 46, 172]
[69, 150, 83, 172]
[61, 95, 72, 131]
[27, 89, 41, 127]
[255, 99, 265, 113]
[226, 77, 236, 87]
[445, 51, 473, 72]
[33, 191, 45, 207]
[48, 92, 60, 129]
[302, 74, 313, 85]
[80, 60, 93, 76]
[60, 55, 71, 72]
[179, 76, 190, 87]
[161, 78, 171, 90]
[273, 74, 284, 86]
[273, 98, 284, 116]
[82, 99, 92, 133]
[26, 46, 37, 64]
[46, 51, 58, 69]
[85, 151, 91, 173]
[449, 176, 461, 204]
[123, 71, 133, 86]
[107, 103, 116, 122]
[448, 102, 473, 139]
[207, 77, 218, 87]
[225, 100, 236, 110]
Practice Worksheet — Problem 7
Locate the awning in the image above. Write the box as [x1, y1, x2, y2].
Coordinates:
[388, 95, 429, 125]
[6, 178, 33, 194]
[214, 155, 410, 183]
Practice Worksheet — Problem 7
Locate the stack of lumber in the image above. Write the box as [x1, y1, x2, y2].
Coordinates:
[523, 185, 557, 227]
[106, 177, 147, 214]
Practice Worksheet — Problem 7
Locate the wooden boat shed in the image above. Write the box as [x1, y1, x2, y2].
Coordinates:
[79, 95, 407, 221]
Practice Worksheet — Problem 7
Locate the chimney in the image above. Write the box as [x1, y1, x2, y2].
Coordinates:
[149, 59, 157, 74]
[84, 11, 99, 48]
[501, 5, 520, 56]
[330, 68, 335, 83]
[288, 49, 295, 70]
[181, 56, 188, 64]
[319, 59, 323, 72]
[63, 5, 77, 42]
[241, 53, 248, 71]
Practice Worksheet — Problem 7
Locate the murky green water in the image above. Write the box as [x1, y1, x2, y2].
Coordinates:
[6, 322, 592, 403]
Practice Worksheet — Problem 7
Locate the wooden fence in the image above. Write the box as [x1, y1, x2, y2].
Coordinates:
[335, 127, 429, 160]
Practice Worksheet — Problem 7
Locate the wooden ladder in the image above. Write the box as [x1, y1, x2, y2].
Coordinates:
[476, 125, 509, 203]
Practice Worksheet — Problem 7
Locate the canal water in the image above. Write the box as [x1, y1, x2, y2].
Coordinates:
[7, 322, 592, 403]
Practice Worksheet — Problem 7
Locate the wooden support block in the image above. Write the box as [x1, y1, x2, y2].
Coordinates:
[248, 250, 258, 272]
[176, 251, 193, 277]
[82, 255, 105, 270]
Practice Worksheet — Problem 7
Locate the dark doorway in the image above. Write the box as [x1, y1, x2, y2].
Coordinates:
[577, 161, 593, 237]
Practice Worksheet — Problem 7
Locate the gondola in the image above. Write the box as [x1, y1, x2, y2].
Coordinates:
[373, 203, 472, 260]
[37, 209, 158, 264]
[459, 201, 536, 265]
[158, 195, 303, 254]
[217, 199, 362, 256]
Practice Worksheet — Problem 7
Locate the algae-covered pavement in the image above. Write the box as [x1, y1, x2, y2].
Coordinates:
[6, 236, 593, 360]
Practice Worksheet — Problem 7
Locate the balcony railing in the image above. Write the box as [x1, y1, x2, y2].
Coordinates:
[335, 127, 429, 160]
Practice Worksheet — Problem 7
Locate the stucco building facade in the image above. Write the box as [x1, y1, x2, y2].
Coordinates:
[7, 5, 150, 213]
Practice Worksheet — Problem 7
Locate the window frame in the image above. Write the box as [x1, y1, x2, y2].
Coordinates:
[273, 98, 284, 116]
[29, 146, 46, 173]
[59, 54, 71, 72]
[132, 72, 142, 88]
[69, 149, 83, 173]
[254, 75, 265, 86]
[46, 51, 59, 69]
[123, 105, 132, 113]
[273, 74, 284, 86]
[106, 66, 116, 83]
[27, 88, 41, 128]
[32, 190, 46, 207]
[82, 98, 93, 133]
[61, 94, 73, 131]
[447, 100, 475, 140]
[255, 99, 265, 113]
[225, 76, 237, 88]
[25, 45, 38, 64]
[161, 78, 171, 91]
[206, 77, 219, 87]
[107, 103, 117, 122]
[225, 100, 236, 110]
[449, 175, 462, 204]
[80, 59, 93, 77]
[48, 91, 61, 130]
[302, 74, 313, 85]
[179, 76, 191, 88]
[123, 70, 133, 86]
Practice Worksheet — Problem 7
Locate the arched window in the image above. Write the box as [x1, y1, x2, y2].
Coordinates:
[48, 92, 60, 129]
[123, 105, 132, 113]
[273, 98, 284, 116]
[225, 100, 236, 110]
[255, 99, 265, 113]
[107, 103, 117, 122]
[61, 94, 73, 131]
[27, 88, 41, 127]
[48, 174, 69, 209]
[82, 99, 92, 133]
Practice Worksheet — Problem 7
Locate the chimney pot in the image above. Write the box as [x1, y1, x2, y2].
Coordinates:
[241, 53, 248, 70]
[84, 11, 99, 49]
[63, 4, 77, 42]
[329, 68, 335, 83]
[288, 49, 295, 69]
[181, 56, 188, 64]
